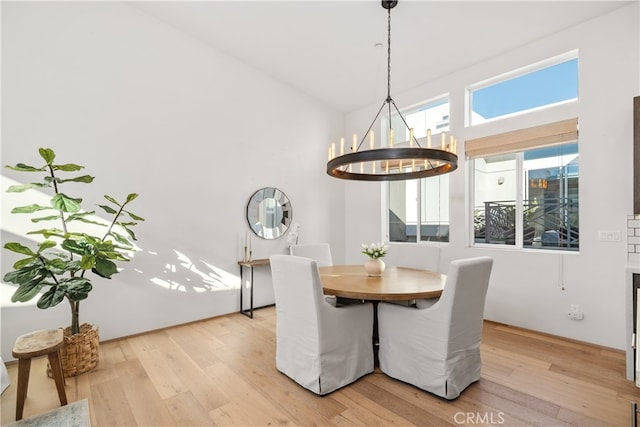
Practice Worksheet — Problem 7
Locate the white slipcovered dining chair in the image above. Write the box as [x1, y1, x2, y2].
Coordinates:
[382, 243, 442, 306]
[290, 243, 336, 305]
[383, 243, 441, 273]
[377, 256, 494, 399]
[289, 243, 333, 267]
[269, 254, 374, 395]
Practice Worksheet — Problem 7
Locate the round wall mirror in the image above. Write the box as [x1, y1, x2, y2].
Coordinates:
[246, 187, 292, 240]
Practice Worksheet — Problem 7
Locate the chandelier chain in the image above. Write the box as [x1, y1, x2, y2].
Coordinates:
[387, 6, 392, 102]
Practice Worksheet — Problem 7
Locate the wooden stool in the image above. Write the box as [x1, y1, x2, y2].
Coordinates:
[12, 329, 67, 421]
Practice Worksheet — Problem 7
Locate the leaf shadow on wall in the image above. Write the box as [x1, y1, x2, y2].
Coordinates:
[143, 248, 238, 294]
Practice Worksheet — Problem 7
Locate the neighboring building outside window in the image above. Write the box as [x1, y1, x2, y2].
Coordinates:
[387, 99, 450, 243]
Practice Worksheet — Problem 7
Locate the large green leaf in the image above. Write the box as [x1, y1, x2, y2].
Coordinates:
[6, 265, 49, 303]
[51, 193, 82, 213]
[58, 174, 94, 183]
[62, 231, 85, 239]
[72, 217, 107, 227]
[5, 163, 46, 172]
[37, 286, 66, 308]
[45, 257, 69, 274]
[39, 148, 55, 165]
[121, 224, 137, 241]
[27, 228, 65, 238]
[11, 204, 52, 213]
[61, 277, 92, 301]
[11, 281, 46, 302]
[31, 215, 62, 223]
[103, 195, 120, 206]
[81, 234, 101, 245]
[13, 257, 39, 270]
[93, 257, 118, 278]
[64, 259, 83, 272]
[98, 250, 129, 261]
[67, 211, 105, 226]
[61, 238, 93, 256]
[98, 238, 130, 251]
[4, 264, 46, 284]
[52, 163, 83, 172]
[37, 240, 57, 252]
[125, 210, 145, 221]
[67, 211, 95, 219]
[97, 204, 118, 215]
[4, 243, 36, 258]
[108, 231, 133, 246]
[80, 254, 96, 270]
[66, 287, 91, 301]
[4, 242, 37, 256]
[125, 193, 138, 203]
[6, 183, 50, 192]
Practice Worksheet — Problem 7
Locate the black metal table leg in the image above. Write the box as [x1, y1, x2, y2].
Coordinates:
[240, 264, 254, 318]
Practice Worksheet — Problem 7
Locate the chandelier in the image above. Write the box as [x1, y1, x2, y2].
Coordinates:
[326, 0, 458, 181]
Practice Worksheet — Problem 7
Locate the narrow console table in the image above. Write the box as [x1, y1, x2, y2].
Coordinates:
[238, 258, 270, 318]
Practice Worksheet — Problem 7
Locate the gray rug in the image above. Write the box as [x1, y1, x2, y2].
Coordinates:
[7, 399, 90, 427]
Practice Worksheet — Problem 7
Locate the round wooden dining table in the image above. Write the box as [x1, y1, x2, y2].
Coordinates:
[318, 265, 446, 301]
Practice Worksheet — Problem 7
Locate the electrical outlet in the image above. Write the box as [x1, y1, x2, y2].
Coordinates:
[598, 230, 621, 241]
[568, 304, 584, 320]
[568, 311, 584, 320]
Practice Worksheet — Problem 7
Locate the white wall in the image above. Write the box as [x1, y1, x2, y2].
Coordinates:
[1, 2, 345, 361]
[343, 3, 639, 350]
[2, 2, 637, 361]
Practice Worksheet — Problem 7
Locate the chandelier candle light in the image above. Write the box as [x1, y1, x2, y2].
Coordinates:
[326, 0, 458, 181]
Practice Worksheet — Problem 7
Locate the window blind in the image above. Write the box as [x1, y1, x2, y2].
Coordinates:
[465, 118, 578, 159]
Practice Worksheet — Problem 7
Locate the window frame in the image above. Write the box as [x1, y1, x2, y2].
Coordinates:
[465, 50, 579, 127]
[384, 96, 452, 245]
[468, 120, 579, 252]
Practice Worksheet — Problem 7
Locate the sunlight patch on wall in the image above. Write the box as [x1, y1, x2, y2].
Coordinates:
[148, 249, 240, 293]
[150, 277, 187, 292]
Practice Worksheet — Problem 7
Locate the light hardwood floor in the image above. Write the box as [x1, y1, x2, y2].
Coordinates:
[1, 306, 638, 426]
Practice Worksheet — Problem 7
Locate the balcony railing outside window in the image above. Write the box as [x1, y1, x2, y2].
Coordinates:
[474, 198, 579, 250]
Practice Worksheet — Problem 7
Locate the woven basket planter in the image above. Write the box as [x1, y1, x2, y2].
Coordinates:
[57, 323, 100, 377]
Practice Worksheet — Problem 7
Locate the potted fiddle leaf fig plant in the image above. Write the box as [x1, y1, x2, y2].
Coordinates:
[3, 147, 143, 376]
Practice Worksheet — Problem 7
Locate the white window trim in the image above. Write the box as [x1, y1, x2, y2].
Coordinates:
[465, 50, 579, 127]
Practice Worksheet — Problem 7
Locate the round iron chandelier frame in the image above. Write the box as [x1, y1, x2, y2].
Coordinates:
[326, 0, 458, 182]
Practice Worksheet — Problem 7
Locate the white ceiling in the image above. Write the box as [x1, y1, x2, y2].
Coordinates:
[131, 1, 631, 113]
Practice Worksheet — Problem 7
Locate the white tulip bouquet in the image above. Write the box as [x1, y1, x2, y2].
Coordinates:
[361, 242, 389, 259]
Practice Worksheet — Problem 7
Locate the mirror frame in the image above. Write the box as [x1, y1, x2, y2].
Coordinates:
[246, 187, 292, 240]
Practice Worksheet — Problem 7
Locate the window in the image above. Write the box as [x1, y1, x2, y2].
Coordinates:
[468, 54, 578, 125]
[469, 119, 579, 251]
[387, 98, 450, 243]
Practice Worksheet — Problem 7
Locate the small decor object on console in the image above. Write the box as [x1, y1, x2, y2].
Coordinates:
[286, 222, 301, 246]
[361, 242, 389, 276]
